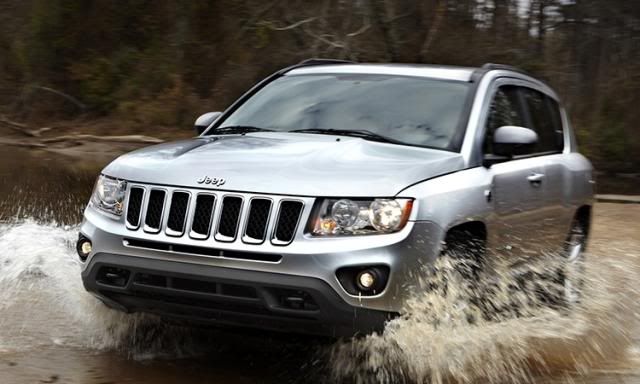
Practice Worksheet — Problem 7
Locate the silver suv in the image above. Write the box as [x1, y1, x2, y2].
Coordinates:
[78, 60, 594, 337]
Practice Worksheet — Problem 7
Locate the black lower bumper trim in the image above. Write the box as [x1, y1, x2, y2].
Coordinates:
[82, 253, 395, 338]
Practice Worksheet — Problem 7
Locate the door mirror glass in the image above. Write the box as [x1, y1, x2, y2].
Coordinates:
[194, 112, 222, 134]
[492, 125, 538, 157]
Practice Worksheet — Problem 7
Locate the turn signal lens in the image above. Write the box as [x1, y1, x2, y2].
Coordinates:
[319, 217, 337, 234]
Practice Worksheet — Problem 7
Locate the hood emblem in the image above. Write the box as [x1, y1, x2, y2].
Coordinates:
[197, 176, 226, 187]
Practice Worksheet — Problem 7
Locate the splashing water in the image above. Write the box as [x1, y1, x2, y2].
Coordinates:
[0, 220, 143, 353]
[0, 219, 321, 364]
[329, 239, 640, 384]
[0, 210, 639, 383]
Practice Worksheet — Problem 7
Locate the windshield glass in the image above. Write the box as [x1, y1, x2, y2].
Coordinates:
[213, 73, 471, 150]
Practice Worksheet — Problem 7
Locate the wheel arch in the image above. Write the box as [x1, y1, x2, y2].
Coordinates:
[440, 221, 488, 278]
[442, 220, 488, 257]
[444, 221, 488, 242]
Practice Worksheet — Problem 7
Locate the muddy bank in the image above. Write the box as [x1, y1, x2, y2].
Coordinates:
[0, 117, 191, 168]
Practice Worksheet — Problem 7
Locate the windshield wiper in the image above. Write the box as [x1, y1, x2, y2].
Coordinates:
[213, 126, 275, 134]
[289, 128, 407, 145]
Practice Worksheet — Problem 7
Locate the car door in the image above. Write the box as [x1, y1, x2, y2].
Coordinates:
[520, 88, 574, 251]
[484, 84, 548, 259]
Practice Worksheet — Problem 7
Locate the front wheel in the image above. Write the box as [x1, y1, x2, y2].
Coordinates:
[562, 221, 588, 305]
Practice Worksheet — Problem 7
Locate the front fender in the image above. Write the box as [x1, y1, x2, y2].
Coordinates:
[397, 167, 493, 233]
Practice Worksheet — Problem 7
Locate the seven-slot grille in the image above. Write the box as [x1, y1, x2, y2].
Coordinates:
[125, 186, 304, 246]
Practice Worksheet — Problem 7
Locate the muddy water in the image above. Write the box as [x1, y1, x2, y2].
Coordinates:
[0, 145, 639, 384]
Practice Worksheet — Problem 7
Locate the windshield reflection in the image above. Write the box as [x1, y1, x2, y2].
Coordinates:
[214, 74, 471, 151]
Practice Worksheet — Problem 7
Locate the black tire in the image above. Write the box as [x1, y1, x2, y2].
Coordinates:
[435, 229, 489, 322]
[559, 219, 588, 305]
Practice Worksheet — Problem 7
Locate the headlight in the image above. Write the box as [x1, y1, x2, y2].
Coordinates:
[90, 175, 127, 216]
[311, 198, 413, 236]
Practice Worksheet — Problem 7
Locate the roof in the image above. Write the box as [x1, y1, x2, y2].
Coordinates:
[286, 64, 477, 82]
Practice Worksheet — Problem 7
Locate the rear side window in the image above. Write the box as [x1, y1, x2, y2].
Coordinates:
[484, 85, 525, 154]
[521, 88, 564, 153]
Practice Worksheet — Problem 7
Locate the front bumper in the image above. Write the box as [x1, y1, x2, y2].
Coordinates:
[80, 207, 444, 336]
[83, 253, 394, 337]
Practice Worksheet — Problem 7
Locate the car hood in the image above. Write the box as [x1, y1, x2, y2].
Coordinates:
[103, 133, 465, 196]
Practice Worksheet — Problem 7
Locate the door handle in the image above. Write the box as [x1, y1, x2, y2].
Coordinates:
[527, 173, 545, 184]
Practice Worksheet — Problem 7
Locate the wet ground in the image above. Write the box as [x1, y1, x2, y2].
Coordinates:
[0, 145, 639, 383]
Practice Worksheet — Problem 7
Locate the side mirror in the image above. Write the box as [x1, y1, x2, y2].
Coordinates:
[484, 126, 538, 167]
[194, 112, 222, 135]
[493, 125, 538, 157]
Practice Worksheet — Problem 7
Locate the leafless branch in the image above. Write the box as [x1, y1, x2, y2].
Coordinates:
[30, 86, 87, 111]
[346, 20, 371, 37]
[236, 0, 282, 39]
[0, 138, 46, 148]
[305, 30, 346, 49]
[262, 17, 318, 31]
[41, 134, 164, 144]
[386, 11, 413, 24]
[0, 115, 59, 137]
[0, 115, 28, 129]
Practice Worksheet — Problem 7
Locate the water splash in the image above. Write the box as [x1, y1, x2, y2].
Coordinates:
[329, 241, 640, 383]
[0, 220, 149, 353]
[0, 219, 316, 363]
[1, 218, 638, 383]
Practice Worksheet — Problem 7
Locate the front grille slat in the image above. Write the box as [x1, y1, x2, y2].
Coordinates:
[166, 191, 190, 236]
[215, 196, 243, 241]
[126, 185, 305, 249]
[144, 190, 166, 232]
[190, 194, 216, 238]
[273, 201, 304, 245]
[126, 187, 145, 228]
[243, 198, 272, 243]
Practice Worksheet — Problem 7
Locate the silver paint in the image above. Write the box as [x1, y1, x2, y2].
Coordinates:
[80, 64, 594, 315]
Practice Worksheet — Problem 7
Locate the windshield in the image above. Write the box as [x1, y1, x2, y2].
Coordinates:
[212, 73, 471, 150]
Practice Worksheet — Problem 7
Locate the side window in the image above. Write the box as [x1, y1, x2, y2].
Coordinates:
[521, 88, 562, 153]
[484, 85, 524, 154]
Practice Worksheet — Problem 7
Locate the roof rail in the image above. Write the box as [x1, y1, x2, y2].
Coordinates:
[481, 63, 532, 77]
[298, 58, 354, 66]
[278, 58, 355, 75]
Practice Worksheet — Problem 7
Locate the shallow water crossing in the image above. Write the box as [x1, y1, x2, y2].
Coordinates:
[0, 147, 639, 383]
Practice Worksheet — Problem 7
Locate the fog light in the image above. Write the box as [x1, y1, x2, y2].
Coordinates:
[357, 270, 376, 290]
[336, 265, 389, 296]
[81, 241, 92, 255]
[77, 236, 92, 261]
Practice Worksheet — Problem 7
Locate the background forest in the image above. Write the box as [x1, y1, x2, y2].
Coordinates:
[0, 0, 638, 174]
